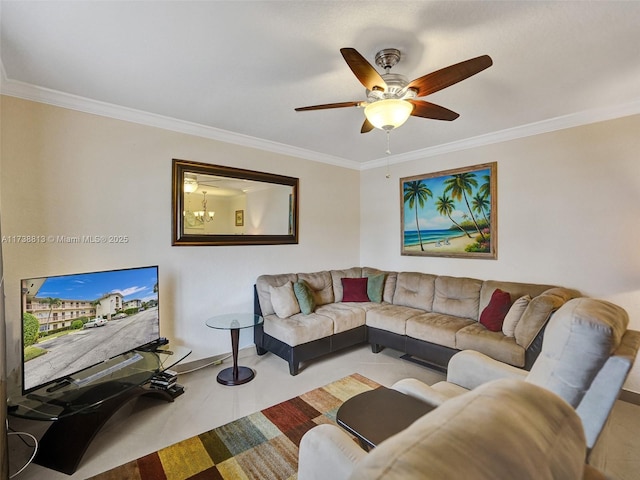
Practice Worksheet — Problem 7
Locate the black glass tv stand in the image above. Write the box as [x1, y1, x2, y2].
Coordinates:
[8, 346, 191, 475]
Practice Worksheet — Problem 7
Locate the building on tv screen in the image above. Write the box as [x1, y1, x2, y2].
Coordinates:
[21, 266, 160, 392]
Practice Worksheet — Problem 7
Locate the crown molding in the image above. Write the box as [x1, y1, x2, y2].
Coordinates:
[0, 77, 361, 171]
[362, 99, 640, 170]
[2, 76, 638, 172]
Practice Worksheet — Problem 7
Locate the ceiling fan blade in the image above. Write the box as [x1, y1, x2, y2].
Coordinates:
[408, 100, 460, 121]
[340, 48, 387, 91]
[407, 55, 493, 97]
[360, 118, 375, 133]
[295, 101, 362, 111]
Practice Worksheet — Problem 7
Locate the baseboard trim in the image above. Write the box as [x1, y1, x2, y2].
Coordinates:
[172, 346, 255, 374]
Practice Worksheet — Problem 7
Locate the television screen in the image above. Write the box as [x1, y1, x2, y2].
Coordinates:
[21, 265, 160, 393]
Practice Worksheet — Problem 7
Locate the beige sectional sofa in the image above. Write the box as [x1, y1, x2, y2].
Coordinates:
[298, 378, 606, 480]
[254, 267, 580, 375]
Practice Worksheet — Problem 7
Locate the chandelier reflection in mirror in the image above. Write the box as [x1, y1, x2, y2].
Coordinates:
[184, 190, 215, 227]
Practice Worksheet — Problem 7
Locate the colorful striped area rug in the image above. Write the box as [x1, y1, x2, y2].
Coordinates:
[89, 373, 380, 480]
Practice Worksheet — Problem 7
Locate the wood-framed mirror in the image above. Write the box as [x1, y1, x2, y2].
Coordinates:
[172, 159, 299, 246]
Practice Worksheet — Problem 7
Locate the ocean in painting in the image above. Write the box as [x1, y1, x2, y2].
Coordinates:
[403, 228, 467, 247]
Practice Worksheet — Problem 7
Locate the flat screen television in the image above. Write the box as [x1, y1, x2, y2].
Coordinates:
[21, 265, 160, 394]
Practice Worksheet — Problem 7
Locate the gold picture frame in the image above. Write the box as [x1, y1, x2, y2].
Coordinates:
[401, 162, 497, 259]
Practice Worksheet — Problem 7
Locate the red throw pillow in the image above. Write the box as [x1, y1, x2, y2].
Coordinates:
[342, 277, 369, 302]
[479, 289, 512, 332]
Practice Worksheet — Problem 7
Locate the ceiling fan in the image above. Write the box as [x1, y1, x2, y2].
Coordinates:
[295, 48, 493, 134]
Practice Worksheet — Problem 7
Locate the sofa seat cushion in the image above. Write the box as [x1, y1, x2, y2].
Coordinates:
[406, 313, 474, 349]
[263, 313, 334, 347]
[366, 305, 425, 335]
[456, 323, 525, 367]
[315, 303, 366, 334]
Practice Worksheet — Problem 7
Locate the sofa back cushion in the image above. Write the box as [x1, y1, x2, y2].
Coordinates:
[350, 379, 586, 480]
[330, 267, 363, 302]
[256, 273, 299, 316]
[298, 271, 334, 306]
[514, 287, 580, 348]
[432, 276, 483, 320]
[392, 272, 436, 311]
[526, 297, 629, 408]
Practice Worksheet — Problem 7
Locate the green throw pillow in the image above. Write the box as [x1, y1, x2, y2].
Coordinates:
[293, 280, 316, 315]
[366, 273, 386, 303]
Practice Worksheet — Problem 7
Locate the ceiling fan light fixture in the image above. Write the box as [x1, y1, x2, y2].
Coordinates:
[364, 99, 413, 130]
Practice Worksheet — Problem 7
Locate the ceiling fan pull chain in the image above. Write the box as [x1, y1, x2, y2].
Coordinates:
[385, 129, 392, 155]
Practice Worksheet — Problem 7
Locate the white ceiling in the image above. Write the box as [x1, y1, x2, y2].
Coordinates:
[1, 1, 640, 169]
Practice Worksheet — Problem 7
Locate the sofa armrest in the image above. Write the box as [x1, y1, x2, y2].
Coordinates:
[298, 424, 367, 480]
[447, 350, 527, 390]
[578, 329, 640, 451]
[390, 378, 452, 407]
[583, 465, 610, 480]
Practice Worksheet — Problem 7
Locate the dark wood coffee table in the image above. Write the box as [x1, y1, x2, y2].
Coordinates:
[336, 386, 435, 450]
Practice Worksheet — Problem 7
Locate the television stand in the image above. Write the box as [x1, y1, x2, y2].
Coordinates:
[8, 346, 191, 475]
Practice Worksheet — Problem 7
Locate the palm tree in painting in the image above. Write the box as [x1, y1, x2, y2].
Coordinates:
[403, 180, 432, 251]
[443, 173, 486, 241]
[479, 174, 491, 200]
[43, 297, 62, 331]
[472, 192, 490, 226]
[436, 194, 472, 238]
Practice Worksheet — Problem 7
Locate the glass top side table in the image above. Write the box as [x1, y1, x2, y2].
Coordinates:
[206, 313, 263, 386]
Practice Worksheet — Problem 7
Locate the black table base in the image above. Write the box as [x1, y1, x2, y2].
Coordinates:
[217, 327, 256, 386]
[34, 387, 175, 474]
[217, 366, 255, 385]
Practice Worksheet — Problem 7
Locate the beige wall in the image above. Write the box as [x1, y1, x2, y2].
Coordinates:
[360, 114, 640, 391]
[0, 96, 361, 397]
[2, 96, 640, 395]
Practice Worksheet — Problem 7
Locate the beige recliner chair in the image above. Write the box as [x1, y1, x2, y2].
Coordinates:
[298, 378, 606, 480]
[392, 297, 640, 464]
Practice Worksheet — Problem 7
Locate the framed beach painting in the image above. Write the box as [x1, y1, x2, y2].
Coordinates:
[401, 162, 497, 259]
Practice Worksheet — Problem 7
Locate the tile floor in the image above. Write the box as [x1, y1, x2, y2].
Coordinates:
[7, 345, 640, 479]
